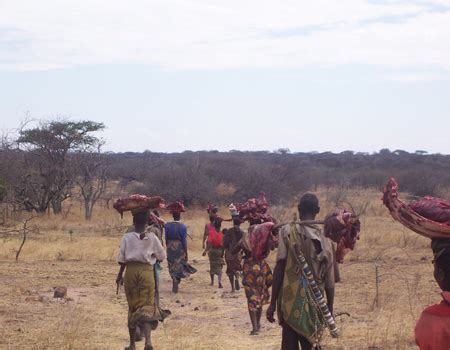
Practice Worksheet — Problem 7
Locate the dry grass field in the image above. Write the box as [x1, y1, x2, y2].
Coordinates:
[0, 188, 444, 349]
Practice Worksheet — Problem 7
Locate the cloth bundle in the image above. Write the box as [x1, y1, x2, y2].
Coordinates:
[241, 222, 277, 260]
[383, 177, 450, 239]
[113, 194, 165, 217]
[324, 209, 361, 263]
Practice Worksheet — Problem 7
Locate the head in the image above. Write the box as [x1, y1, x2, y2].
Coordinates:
[432, 238, 450, 291]
[232, 216, 241, 227]
[172, 212, 181, 221]
[298, 193, 320, 220]
[133, 210, 149, 232]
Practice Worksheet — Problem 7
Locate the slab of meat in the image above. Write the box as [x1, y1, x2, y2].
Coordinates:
[409, 197, 450, 225]
[236, 192, 275, 223]
[113, 194, 165, 216]
[382, 177, 450, 239]
[324, 209, 361, 263]
[166, 201, 185, 213]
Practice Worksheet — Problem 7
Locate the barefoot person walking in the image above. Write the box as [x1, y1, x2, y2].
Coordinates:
[116, 208, 167, 350]
[164, 201, 196, 293]
[267, 193, 336, 350]
[203, 217, 225, 288]
[222, 209, 244, 292]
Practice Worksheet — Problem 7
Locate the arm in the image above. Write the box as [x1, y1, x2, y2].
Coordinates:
[153, 236, 167, 262]
[267, 259, 286, 322]
[182, 225, 188, 260]
[325, 287, 335, 315]
[324, 261, 336, 315]
[202, 224, 208, 249]
[116, 263, 125, 284]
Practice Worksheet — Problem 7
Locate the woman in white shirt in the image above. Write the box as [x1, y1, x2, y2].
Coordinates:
[116, 209, 166, 350]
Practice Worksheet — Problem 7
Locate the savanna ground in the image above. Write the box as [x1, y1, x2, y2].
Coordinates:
[0, 188, 444, 349]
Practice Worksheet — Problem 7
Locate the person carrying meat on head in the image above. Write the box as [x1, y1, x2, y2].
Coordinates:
[415, 238, 450, 350]
[203, 216, 225, 288]
[232, 192, 277, 335]
[164, 201, 197, 293]
[267, 193, 336, 350]
[116, 208, 167, 350]
[222, 204, 244, 292]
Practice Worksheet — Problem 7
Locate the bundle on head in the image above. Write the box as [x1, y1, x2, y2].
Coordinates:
[206, 204, 218, 214]
[166, 201, 186, 214]
[383, 177, 450, 239]
[236, 192, 275, 223]
[324, 209, 361, 263]
[241, 222, 277, 260]
[113, 194, 166, 217]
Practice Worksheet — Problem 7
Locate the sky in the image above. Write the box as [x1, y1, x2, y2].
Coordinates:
[1, 0, 449, 154]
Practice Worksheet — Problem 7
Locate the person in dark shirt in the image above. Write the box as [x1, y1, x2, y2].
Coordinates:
[222, 215, 244, 292]
[164, 202, 196, 293]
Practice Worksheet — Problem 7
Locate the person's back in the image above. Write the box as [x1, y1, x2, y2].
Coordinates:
[415, 238, 450, 350]
[416, 292, 450, 350]
[267, 193, 335, 350]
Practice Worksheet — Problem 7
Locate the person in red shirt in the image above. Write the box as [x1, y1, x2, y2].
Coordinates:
[415, 238, 450, 350]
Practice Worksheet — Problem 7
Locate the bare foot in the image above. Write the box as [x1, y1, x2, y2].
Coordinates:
[250, 329, 259, 336]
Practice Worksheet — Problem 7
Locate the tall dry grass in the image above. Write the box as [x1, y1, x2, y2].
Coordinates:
[0, 187, 440, 349]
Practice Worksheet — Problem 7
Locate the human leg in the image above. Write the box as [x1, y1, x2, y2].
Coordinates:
[218, 271, 223, 288]
[172, 278, 179, 293]
[256, 307, 262, 331]
[210, 273, 214, 286]
[141, 322, 153, 349]
[299, 335, 313, 350]
[248, 309, 259, 335]
[234, 273, 240, 291]
[126, 327, 137, 350]
[281, 322, 300, 350]
[228, 273, 235, 292]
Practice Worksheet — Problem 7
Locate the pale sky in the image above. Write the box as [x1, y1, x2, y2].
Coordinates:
[1, 0, 449, 154]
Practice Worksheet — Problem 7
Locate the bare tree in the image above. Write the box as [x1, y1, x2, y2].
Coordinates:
[75, 145, 109, 220]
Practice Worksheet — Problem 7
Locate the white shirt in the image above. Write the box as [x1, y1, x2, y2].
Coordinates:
[117, 231, 166, 265]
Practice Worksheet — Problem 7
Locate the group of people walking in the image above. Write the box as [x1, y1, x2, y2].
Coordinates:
[115, 192, 339, 350]
[114, 189, 450, 350]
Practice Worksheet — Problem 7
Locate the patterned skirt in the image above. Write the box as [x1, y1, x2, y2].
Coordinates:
[167, 239, 196, 282]
[124, 262, 158, 328]
[208, 246, 224, 276]
[242, 258, 273, 311]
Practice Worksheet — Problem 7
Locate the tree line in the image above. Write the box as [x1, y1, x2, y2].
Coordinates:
[1, 118, 449, 220]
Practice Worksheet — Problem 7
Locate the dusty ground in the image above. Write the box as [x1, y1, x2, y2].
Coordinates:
[0, 190, 444, 349]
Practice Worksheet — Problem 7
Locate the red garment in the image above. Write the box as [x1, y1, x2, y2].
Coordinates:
[207, 224, 223, 248]
[415, 292, 450, 350]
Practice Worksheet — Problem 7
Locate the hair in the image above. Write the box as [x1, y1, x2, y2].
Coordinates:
[432, 238, 450, 291]
[133, 211, 148, 226]
[172, 212, 181, 221]
[298, 193, 320, 215]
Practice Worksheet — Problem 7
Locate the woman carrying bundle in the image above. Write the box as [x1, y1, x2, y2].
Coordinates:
[164, 202, 196, 293]
[116, 208, 167, 350]
[233, 193, 276, 335]
[203, 217, 225, 288]
[222, 207, 244, 292]
[415, 238, 450, 349]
